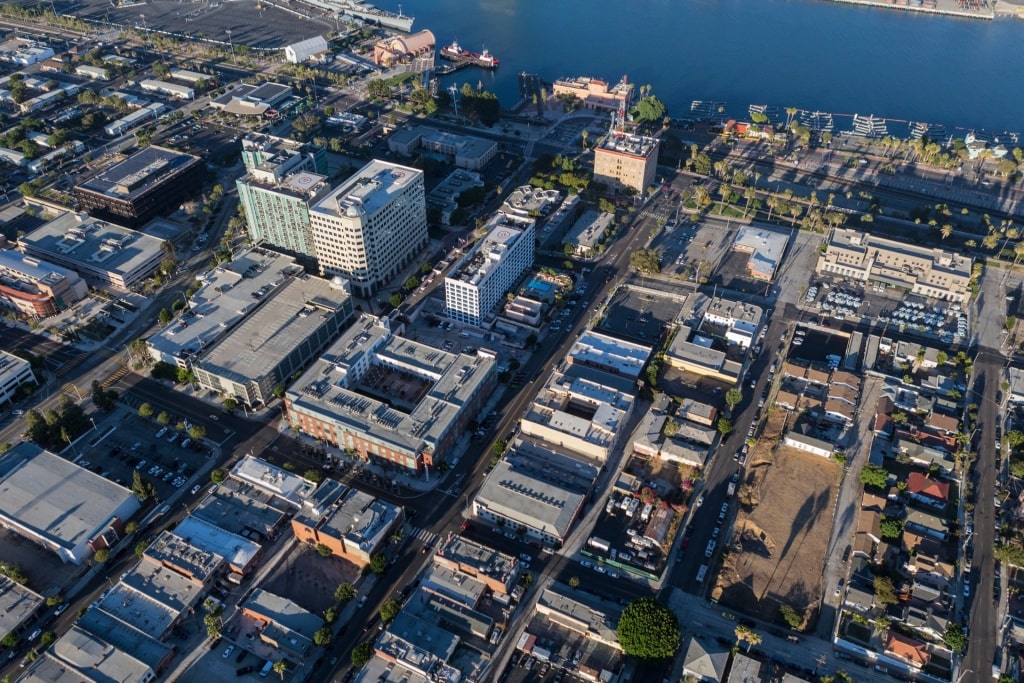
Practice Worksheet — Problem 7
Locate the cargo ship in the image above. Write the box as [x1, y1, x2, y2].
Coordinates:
[439, 40, 499, 69]
[313, 0, 414, 32]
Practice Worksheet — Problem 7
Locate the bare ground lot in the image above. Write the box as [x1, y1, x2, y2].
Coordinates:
[260, 542, 360, 615]
[712, 444, 839, 631]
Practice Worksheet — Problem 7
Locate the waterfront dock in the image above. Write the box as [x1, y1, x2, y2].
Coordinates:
[824, 0, 995, 19]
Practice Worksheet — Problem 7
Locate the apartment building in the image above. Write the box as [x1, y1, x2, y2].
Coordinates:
[593, 131, 659, 193]
[444, 213, 535, 326]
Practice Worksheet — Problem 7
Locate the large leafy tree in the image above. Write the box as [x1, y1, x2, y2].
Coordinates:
[616, 597, 680, 660]
[632, 95, 667, 124]
[859, 464, 890, 489]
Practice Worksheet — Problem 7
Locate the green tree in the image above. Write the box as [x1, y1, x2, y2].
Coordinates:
[211, 469, 226, 483]
[879, 517, 904, 540]
[1, 633, 18, 648]
[568, 576, 580, 590]
[778, 604, 802, 629]
[39, 631, 56, 647]
[124, 521, 138, 534]
[334, 582, 356, 602]
[188, 424, 206, 440]
[734, 624, 762, 652]
[223, 398, 238, 411]
[324, 606, 338, 623]
[717, 417, 733, 436]
[369, 553, 388, 574]
[616, 598, 680, 660]
[351, 642, 373, 667]
[93, 548, 110, 563]
[156, 411, 171, 425]
[138, 402, 154, 418]
[389, 293, 403, 308]
[379, 598, 401, 623]
[134, 539, 150, 558]
[943, 623, 966, 652]
[304, 469, 323, 483]
[629, 248, 661, 275]
[157, 308, 173, 325]
[45, 594, 63, 607]
[273, 385, 286, 399]
[315, 543, 333, 558]
[859, 464, 890, 489]
[873, 575, 898, 606]
[131, 470, 157, 501]
[314, 626, 332, 646]
[725, 388, 743, 412]
[631, 95, 667, 123]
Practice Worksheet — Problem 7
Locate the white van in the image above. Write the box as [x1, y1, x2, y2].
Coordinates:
[696, 564, 708, 584]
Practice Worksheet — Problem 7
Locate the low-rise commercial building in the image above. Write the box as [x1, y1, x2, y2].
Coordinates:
[816, 228, 972, 304]
[444, 213, 535, 326]
[562, 210, 613, 258]
[285, 35, 329, 63]
[375, 612, 460, 683]
[427, 169, 484, 226]
[0, 351, 36, 405]
[97, 556, 206, 638]
[389, 125, 496, 170]
[104, 102, 165, 137]
[434, 533, 521, 596]
[702, 296, 763, 348]
[19, 212, 166, 291]
[536, 582, 622, 649]
[0, 576, 43, 646]
[566, 330, 652, 381]
[0, 443, 139, 564]
[472, 443, 597, 546]
[23, 630, 156, 683]
[285, 315, 496, 474]
[292, 485, 404, 568]
[229, 455, 318, 510]
[171, 515, 262, 574]
[372, 30, 436, 69]
[732, 225, 788, 280]
[552, 75, 634, 112]
[241, 589, 324, 661]
[210, 82, 293, 117]
[138, 79, 194, 100]
[73, 145, 205, 228]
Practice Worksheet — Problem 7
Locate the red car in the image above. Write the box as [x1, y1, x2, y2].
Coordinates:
[681, 533, 691, 550]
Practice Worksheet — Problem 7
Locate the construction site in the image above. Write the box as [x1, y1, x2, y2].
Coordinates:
[710, 407, 840, 631]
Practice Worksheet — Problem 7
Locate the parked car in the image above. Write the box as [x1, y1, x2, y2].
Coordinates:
[222, 645, 235, 659]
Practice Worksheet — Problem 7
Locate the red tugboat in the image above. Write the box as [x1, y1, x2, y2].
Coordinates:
[439, 40, 500, 69]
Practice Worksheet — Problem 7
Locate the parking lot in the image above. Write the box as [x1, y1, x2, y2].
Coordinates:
[596, 285, 683, 346]
[69, 407, 212, 501]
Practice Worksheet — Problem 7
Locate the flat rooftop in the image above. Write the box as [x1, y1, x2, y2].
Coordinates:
[48, 625, 153, 681]
[77, 146, 200, 200]
[75, 608, 173, 669]
[377, 611, 460, 683]
[474, 454, 590, 540]
[147, 246, 304, 364]
[828, 228, 972, 277]
[0, 576, 43, 640]
[172, 515, 261, 570]
[230, 454, 317, 508]
[0, 249, 80, 285]
[568, 330, 652, 380]
[192, 482, 291, 538]
[287, 315, 495, 457]
[144, 530, 224, 583]
[244, 588, 323, 638]
[733, 225, 788, 278]
[564, 210, 613, 250]
[421, 563, 487, 607]
[194, 272, 350, 385]
[20, 211, 165, 278]
[310, 159, 422, 220]
[598, 130, 658, 159]
[20, 652, 93, 683]
[318, 488, 402, 554]
[501, 185, 562, 217]
[538, 581, 622, 646]
[435, 534, 519, 585]
[448, 215, 532, 286]
[0, 351, 32, 384]
[0, 443, 136, 553]
[354, 654, 430, 683]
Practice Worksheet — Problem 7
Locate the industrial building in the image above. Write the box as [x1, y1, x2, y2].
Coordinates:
[566, 330, 653, 381]
[444, 213, 535, 326]
[0, 250, 87, 318]
[210, 82, 293, 117]
[291, 483, 404, 567]
[189, 269, 353, 408]
[285, 315, 496, 474]
[816, 228, 973, 304]
[73, 146, 205, 228]
[285, 35, 329, 63]
[138, 79, 194, 100]
[0, 351, 36, 406]
[19, 212, 167, 291]
[309, 160, 428, 297]
[0, 443, 140, 564]
[236, 134, 331, 266]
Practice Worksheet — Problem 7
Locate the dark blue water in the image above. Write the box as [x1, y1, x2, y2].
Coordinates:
[390, 0, 1024, 133]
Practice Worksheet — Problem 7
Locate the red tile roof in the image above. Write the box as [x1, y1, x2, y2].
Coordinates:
[906, 472, 950, 502]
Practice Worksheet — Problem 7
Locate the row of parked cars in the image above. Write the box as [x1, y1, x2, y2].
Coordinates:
[155, 425, 194, 449]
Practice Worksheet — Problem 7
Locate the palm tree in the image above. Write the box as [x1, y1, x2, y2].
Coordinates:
[940, 224, 953, 240]
[766, 196, 778, 223]
[734, 624, 762, 652]
[788, 203, 803, 228]
[272, 660, 287, 680]
[580, 129, 588, 150]
[784, 107, 797, 128]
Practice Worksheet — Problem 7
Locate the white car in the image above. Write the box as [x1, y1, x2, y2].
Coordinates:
[191, 484, 202, 495]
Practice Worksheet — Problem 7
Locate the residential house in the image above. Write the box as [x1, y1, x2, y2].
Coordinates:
[775, 388, 800, 411]
[894, 436, 956, 475]
[903, 535, 954, 589]
[844, 582, 876, 613]
[806, 366, 831, 386]
[677, 398, 718, 427]
[926, 411, 959, 435]
[831, 370, 862, 392]
[905, 472, 950, 509]
[783, 424, 833, 458]
[824, 398, 855, 424]
[682, 635, 729, 682]
[884, 631, 931, 670]
[904, 507, 949, 541]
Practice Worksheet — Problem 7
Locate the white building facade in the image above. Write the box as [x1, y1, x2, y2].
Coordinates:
[445, 215, 535, 326]
[309, 160, 428, 298]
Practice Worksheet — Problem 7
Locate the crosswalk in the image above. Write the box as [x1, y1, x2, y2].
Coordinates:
[103, 365, 131, 389]
[52, 351, 89, 378]
[408, 525, 439, 548]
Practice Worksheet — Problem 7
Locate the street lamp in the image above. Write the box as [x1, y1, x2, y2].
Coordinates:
[225, 29, 236, 65]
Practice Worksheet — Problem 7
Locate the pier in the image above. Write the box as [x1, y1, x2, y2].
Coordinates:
[822, 0, 994, 20]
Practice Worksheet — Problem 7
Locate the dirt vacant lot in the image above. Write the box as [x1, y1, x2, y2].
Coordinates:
[712, 445, 839, 630]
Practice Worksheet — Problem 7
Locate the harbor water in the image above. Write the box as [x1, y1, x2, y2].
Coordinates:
[393, 0, 1024, 134]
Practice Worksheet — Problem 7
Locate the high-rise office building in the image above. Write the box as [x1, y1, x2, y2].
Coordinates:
[308, 160, 427, 298]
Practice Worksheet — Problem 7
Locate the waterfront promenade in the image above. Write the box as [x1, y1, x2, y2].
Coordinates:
[824, 0, 995, 19]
